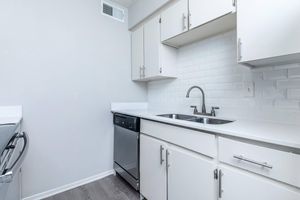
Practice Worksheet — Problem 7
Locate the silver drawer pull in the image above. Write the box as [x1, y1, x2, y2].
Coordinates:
[233, 155, 273, 169]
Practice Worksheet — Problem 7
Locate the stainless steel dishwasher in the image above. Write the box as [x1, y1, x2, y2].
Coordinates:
[113, 113, 140, 191]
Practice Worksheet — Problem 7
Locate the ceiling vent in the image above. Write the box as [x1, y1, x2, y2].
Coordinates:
[101, 1, 125, 22]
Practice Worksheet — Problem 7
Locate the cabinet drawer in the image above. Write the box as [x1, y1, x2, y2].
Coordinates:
[141, 119, 217, 158]
[219, 137, 300, 188]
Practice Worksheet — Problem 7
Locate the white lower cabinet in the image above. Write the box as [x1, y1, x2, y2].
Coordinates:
[140, 121, 300, 200]
[167, 145, 216, 200]
[219, 166, 300, 200]
[140, 134, 167, 200]
[140, 134, 216, 200]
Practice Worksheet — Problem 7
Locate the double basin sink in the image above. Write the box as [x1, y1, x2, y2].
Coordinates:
[157, 114, 233, 125]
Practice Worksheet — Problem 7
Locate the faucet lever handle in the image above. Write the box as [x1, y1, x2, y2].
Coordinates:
[211, 107, 220, 117]
[190, 105, 198, 113]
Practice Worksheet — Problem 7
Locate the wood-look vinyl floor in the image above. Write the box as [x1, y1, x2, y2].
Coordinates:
[44, 175, 140, 200]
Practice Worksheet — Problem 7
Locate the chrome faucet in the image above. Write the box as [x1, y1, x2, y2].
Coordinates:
[186, 86, 207, 113]
[186, 86, 219, 117]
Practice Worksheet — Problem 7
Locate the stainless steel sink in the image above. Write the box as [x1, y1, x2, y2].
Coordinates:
[157, 114, 234, 125]
[187, 117, 233, 125]
[157, 114, 196, 120]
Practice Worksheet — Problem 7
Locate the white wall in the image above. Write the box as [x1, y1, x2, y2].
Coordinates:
[128, 0, 171, 29]
[0, 0, 146, 198]
[148, 31, 300, 125]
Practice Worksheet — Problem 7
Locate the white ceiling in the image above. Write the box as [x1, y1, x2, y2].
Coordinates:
[110, 0, 137, 7]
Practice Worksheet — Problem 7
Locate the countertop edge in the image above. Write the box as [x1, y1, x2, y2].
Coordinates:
[111, 109, 300, 150]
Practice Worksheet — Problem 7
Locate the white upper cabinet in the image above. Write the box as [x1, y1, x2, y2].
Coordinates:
[237, 0, 300, 67]
[144, 15, 162, 78]
[161, 0, 236, 48]
[161, 0, 189, 42]
[131, 26, 144, 81]
[131, 15, 177, 82]
[189, 0, 235, 29]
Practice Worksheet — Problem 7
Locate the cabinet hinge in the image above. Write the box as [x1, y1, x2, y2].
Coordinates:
[238, 38, 242, 61]
[159, 67, 162, 74]
[214, 169, 219, 180]
[159, 18, 162, 24]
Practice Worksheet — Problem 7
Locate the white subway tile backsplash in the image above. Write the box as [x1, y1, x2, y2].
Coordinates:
[262, 88, 286, 99]
[255, 80, 275, 88]
[274, 100, 300, 110]
[263, 69, 287, 80]
[277, 79, 300, 89]
[274, 63, 300, 70]
[288, 67, 300, 78]
[287, 89, 300, 99]
[147, 31, 300, 124]
[255, 98, 274, 108]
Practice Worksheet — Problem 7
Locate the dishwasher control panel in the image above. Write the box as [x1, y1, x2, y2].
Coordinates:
[113, 113, 140, 132]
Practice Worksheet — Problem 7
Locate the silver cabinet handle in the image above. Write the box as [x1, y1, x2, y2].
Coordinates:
[188, 12, 192, 29]
[182, 13, 187, 31]
[139, 65, 146, 79]
[218, 169, 223, 198]
[166, 149, 170, 170]
[142, 65, 145, 78]
[160, 145, 165, 165]
[237, 38, 242, 61]
[233, 155, 273, 169]
[139, 66, 142, 79]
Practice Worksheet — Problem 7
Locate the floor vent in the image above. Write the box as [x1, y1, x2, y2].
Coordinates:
[101, 1, 125, 22]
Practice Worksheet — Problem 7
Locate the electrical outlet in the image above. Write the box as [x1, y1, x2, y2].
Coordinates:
[244, 81, 255, 97]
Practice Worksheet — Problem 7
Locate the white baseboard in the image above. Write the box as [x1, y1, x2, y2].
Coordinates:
[22, 170, 114, 200]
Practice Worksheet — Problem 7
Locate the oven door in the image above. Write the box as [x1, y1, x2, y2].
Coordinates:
[114, 125, 139, 179]
[0, 132, 28, 200]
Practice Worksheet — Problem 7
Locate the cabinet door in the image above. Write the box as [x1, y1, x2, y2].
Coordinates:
[237, 0, 300, 63]
[144, 16, 161, 78]
[189, 0, 234, 29]
[161, 0, 188, 42]
[140, 134, 167, 200]
[168, 145, 216, 200]
[220, 166, 300, 200]
[131, 26, 144, 81]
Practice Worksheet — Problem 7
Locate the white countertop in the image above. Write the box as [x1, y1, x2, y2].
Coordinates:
[0, 106, 23, 125]
[112, 108, 300, 150]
